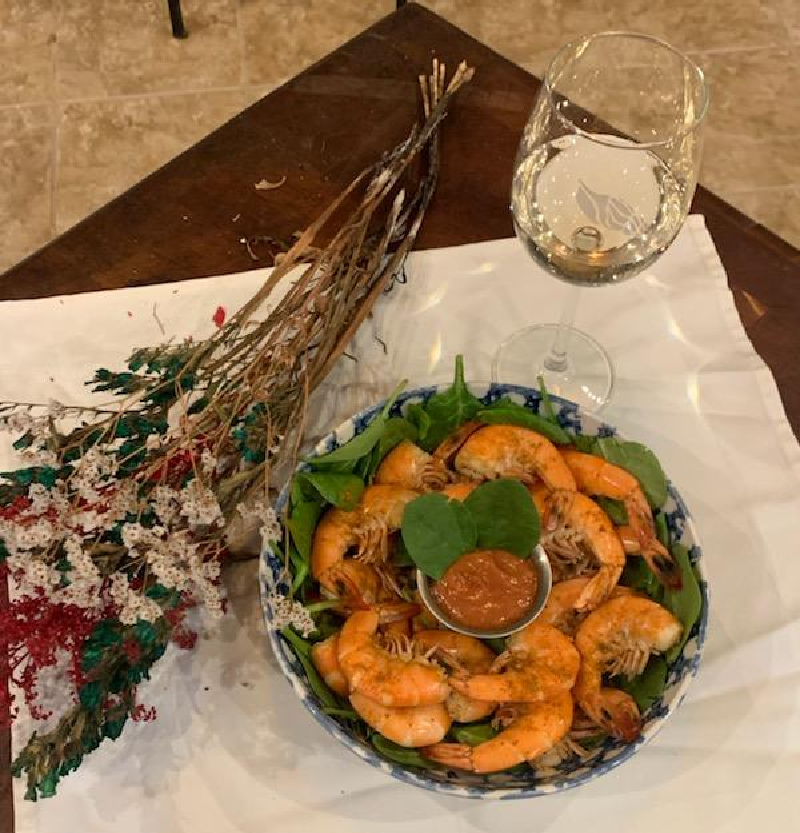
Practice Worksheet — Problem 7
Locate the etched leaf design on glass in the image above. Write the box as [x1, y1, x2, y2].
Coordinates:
[576, 180, 645, 236]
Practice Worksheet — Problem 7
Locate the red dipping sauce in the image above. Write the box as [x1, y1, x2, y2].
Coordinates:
[432, 549, 537, 631]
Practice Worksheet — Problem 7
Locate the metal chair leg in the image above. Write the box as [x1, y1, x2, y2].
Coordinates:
[168, 0, 188, 39]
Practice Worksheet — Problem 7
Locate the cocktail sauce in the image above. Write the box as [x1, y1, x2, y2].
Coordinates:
[432, 549, 536, 631]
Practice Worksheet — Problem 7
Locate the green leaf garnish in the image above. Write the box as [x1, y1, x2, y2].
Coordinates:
[449, 721, 497, 745]
[618, 656, 668, 712]
[661, 544, 703, 663]
[281, 627, 340, 711]
[298, 471, 364, 510]
[400, 493, 471, 579]
[537, 374, 558, 423]
[569, 432, 598, 454]
[654, 512, 670, 549]
[417, 355, 482, 451]
[404, 403, 431, 443]
[450, 500, 478, 552]
[376, 417, 418, 461]
[619, 555, 662, 599]
[370, 733, 434, 768]
[484, 636, 507, 654]
[357, 417, 419, 483]
[287, 499, 323, 562]
[463, 479, 540, 557]
[593, 495, 628, 526]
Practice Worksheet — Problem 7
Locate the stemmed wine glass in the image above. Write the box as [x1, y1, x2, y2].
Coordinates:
[494, 32, 709, 411]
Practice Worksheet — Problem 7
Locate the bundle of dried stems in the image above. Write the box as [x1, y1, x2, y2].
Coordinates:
[0, 59, 473, 800]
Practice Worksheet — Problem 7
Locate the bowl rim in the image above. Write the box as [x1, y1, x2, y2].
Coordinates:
[260, 381, 709, 799]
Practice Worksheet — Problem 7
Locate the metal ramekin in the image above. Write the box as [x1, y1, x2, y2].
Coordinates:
[415, 545, 553, 640]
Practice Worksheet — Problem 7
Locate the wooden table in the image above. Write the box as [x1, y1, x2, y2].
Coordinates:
[2, 4, 798, 829]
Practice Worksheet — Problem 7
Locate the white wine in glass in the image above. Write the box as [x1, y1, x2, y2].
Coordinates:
[495, 32, 708, 410]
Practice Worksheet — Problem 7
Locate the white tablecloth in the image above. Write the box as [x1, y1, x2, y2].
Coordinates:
[4, 216, 800, 832]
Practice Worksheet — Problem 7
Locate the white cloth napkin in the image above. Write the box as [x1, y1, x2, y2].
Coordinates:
[5, 216, 800, 833]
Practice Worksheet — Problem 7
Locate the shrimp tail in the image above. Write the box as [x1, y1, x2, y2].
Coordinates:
[574, 564, 625, 613]
[641, 540, 683, 590]
[374, 601, 422, 622]
[585, 690, 642, 743]
[423, 742, 477, 771]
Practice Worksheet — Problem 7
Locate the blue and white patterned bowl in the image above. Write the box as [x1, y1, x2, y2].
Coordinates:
[260, 383, 709, 799]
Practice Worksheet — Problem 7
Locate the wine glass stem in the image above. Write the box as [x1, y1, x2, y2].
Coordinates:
[543, 286, 581, 373]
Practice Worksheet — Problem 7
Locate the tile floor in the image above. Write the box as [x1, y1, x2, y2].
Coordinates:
[0, 0, 797, 274]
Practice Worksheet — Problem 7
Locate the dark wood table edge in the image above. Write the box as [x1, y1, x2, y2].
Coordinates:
[2, 4, 797, 293]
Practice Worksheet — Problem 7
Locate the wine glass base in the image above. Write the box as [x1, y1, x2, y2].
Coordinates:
[492, 324, 614, 413]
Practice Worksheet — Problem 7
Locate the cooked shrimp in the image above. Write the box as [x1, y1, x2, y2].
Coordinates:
[337, 606, 449, 707]
[440, 481, 478, 501]
[311, 485, 419, 598]
[355, 484, 420, 563]
[413, 630, 497, 723]
[561, 450, 681, 590]
[431, 420, 483, 466]
[423, 691, 573, 773]
[449, 622, 579, 703]
[537, 489, 626, 611]
[540, 577, 635, 636]
[310, 632, 349, 697]
[350, 692, 452, 747]
[574, 595, 682, 741]
[374, 441, 450, 491]
[454, 425, 576, 491]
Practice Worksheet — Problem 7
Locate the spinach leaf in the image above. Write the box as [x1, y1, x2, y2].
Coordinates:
[450, 500, 478, 552]
[417, 355, 482, 451]
[323, 706, 360, 720]
[377, 417, 418, 461]
[309, 381, 405, 466]
[569, 432, 598, 454]
[463, 479, 540, 557]
[309, 420, 386, 467]
[358, 417, 419, 483]
[476, 404, 571, 445]
[400, 493, 471, 579]
[655, 512, 670, 549]
[404, 403, 431, 443]
[287, 499, 323, 562]
[308, 612, 341, 642]
[618, 656, 668, 712]
[593, 437, 668, 509]
[449, 722, 497, 745]
[290, 475, 315, 507]
[661, 544, 703, 663]
[371, 733, 434, 768]
[619, 555, 662, 600]
[594, 496, 628, 525]
[580, 733, 609, 750]
[281, 627, 340, 710]
[484, 637, 507, 654]
[537, 375, 558, 423]
[288, 544, 309, 597]
[298, 471, 364, 510]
